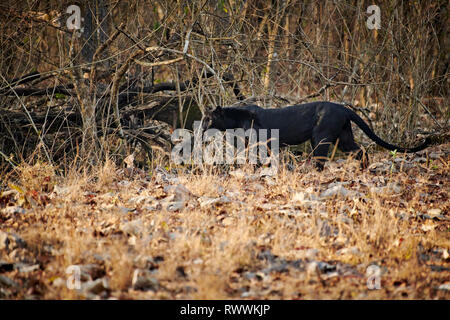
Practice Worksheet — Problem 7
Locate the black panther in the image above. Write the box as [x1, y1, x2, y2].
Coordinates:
[200, 101, 430, 170]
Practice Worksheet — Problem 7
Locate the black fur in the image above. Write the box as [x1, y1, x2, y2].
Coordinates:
[201, 101, 430, 170]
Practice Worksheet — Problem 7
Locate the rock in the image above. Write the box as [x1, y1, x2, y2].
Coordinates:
[128, 195, 157, 207]
[229, 169, 247, 179]
[429, 265, 450, 272]
[370, 183, 402, 195]
[290, 259, 305, 270]
[263, 176, 277, 186]
[305, 249, 319, 260]
[128, 195, 147, 204]
[199, 196, 230, 208]
[338, 216, 353, 224]
[292, 191, 318, 202]
[128, 235, 137, 246]
[221, 217, 234, 226]
[123, 153, 135, 169]
[421, 224, 435, 232]
[117, 180, 131, 187]
[53, 185, 70, 196]
[142, 203, 160, 211]
[0, 231, 26, 252]
[133, 255, 161, 270]
[263, 261, 289, 274]
[259, 167, 277, 177]
[416, 212, 448, 221]
[320, 185, 350, 198]
[118, 206, 134, 214]
[427, 209, 442, 217]
[257, 250, 278, 263]
[292, 192, 307, 202]
[318, 219, 337, 238]
[52, 277, 66, 287]
[386, 183, 402, 193]
[0, 275, 18, 288]
[120, 219, 144, 236]
[248, 183, 263, 193]
[437, 283, 450, 291]
[164, 184, 193, 202]
[243, 272, 257, 280]
[77, 264, 106, 281]
[153, 166, 179, 184]
[0, 232, 10, 251]
[165, 201, 185, 212]
[306, 261, 319, 276]
[317, 261, 337, 273]
[168, 232, 179, 240]
[3, 206, 26, 215]
[82, 278, 109, 295]
[131, 269, 159, 291]
[241, 290, 256, 298]
[429, 152, 442, 159]
[17, 263, 40, 273]
[368, 161, 391, 174]
[337, 246, 361, 256]
[0, 190, 18, 198]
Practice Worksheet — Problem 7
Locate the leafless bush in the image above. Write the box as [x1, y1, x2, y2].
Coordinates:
[0, 0, 447, 171]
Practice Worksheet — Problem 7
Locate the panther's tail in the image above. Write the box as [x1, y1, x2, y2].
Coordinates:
[348, 109, 430, 153]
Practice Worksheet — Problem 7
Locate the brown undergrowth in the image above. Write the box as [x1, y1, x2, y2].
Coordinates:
[0, 144, 448, 300]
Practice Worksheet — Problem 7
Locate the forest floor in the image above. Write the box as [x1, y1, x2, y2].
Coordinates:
[0, 144, 449, 299]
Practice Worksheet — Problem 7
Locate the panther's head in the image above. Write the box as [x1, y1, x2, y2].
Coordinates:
[200, 106, 227, 132]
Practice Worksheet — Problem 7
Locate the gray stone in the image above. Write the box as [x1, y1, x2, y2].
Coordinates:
[0, 275, 18, 288]
[437, 283, 450, 291]
[164, 184, 192, 202]
[320, 185, 350, 198]
[0, 231, 26, 252]
[17, 263, 40, 273]
[82, 278, 109, 295]
[120, 219, 144, 236]
[131, 269, 159, 291]
[198, 196, 230, 208]
[165, 201, 185, 211]
[53, 185, 70, 195]
[4, 206, 26, 215]
[305, 249, 319, 260]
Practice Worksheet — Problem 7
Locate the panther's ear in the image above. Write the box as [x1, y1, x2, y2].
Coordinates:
[213, 105, 223, 114]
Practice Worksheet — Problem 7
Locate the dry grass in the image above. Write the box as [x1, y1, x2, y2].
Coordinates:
[0, 144, 448, 300]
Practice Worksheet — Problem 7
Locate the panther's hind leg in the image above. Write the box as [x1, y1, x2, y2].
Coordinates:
[337, 122, 369, 168]
[311, 135, 337, 171]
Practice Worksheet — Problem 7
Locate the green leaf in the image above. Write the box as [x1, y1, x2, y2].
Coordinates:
[390, 150, 397, 158]
[54, 93, 66, 99]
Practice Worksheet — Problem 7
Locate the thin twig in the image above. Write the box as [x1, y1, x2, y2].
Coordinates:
[134, 56, 184, 68]
[145, 46, 225, 94]
[0, 73, 53, 164]
[89, 22, 124, 95]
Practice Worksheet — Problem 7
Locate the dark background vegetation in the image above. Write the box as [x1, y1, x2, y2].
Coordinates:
[0, 0, 448, 172]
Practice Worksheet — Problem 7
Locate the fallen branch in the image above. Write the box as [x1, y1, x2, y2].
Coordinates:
[134, 56, 184, 68]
